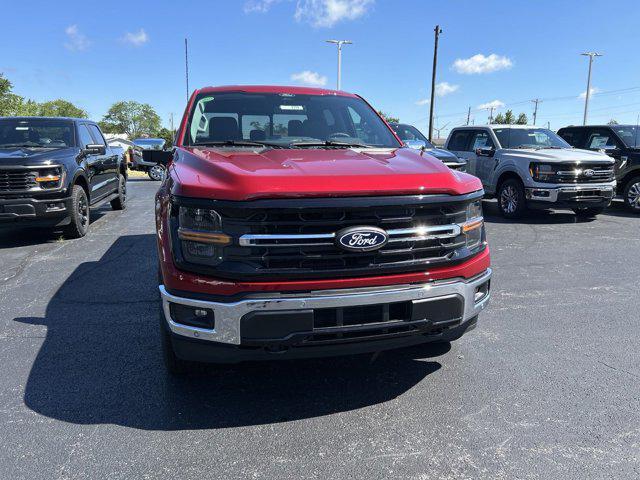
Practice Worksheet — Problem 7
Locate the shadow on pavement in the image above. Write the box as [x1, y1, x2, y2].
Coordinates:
[17, 234, 446, 430]
[482, 199, 598, 225]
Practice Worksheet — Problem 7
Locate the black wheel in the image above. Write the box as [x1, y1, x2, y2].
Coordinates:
[497, 178, 527, 219]
[573, 206, 605, 218]
[623, 176, 640, 213]
[63, 185, 90, 239]
[110, 174, 127, 210]
[148, 164, 166, 181]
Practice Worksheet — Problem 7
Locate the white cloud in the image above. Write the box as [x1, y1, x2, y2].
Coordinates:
[578, 87, 600, 99]
[122, 29, 149, 47]
[415, 98, 430, 106]
[453, 54, 513, 74]
[64, 25, 90, 51]
[295, 0, 374, 28]
[435, 82, 459, 97]
[478, 100, 505, 110]
[291, 70, 328, 87]
[244, 0, 283, 13]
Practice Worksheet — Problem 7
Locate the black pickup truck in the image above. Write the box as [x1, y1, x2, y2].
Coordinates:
[558, 124, 640, 212]
[0, 117, 127, 238]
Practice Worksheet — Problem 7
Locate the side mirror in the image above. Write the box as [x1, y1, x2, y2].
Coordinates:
[83, 144, 106, 155]
[476, 147, 495, 157]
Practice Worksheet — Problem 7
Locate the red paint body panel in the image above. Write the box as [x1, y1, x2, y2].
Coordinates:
[170, 146, 481, 201]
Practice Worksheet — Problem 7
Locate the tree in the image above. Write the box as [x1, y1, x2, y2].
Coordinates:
[37, 99, 87, 118]
[155, 127, 175, 147]
[100, 101, 161, 138]
[377, 111, 399, 123]
[607, 119, 619, 125]
[491, 110, 528, 125]
[0, 74, 11, 96]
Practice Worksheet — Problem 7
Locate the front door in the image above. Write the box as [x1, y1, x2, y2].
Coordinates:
[77, 123, 107, 198]
[469, 130, 497, 188]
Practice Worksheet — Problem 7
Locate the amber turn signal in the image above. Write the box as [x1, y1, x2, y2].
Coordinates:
[178, 228, 231, 245]
[36, 175, 61, 182]
[462, 218, 483, 233]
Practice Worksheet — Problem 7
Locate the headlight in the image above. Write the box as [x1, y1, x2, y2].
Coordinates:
[529, 163, 558, 182]
[177, 207, 230, 266]
[35, 166, 64, 189]
[462, 200, 484, 250]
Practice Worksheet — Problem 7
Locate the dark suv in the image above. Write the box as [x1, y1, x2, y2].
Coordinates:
[0, 117, 127, 238]
[558, 125, 640, 212]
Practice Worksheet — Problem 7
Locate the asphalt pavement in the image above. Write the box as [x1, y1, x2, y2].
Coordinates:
[1, 179, 639, 479]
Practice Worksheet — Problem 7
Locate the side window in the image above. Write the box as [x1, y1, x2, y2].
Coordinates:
[586, 129, 619, 150]
[88, 125, 106, 146]
[469, 130, 495, 151]
[558, 129, 584, 148]
[77, 124, 94, 148]
[447, 130, 472, 151]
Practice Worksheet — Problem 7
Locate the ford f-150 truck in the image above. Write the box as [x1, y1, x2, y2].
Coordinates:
[0, 117, 127, 238]
[155, 85, 492, 374]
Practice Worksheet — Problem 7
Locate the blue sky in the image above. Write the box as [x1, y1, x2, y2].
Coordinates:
[2, 0, 639, 136]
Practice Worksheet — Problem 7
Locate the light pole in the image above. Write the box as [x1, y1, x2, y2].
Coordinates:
[581, 52, 602, 125]
[326, 40, 352, 90]
[428, 25, 442, 142]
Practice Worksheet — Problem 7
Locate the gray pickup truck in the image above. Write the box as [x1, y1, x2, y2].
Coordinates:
[445, 125, 615, 218]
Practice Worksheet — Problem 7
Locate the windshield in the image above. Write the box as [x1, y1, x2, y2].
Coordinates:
[0, 118, 75, 149]
[493, 128, 570, 149]
[611, 126, 640, 148]
[133, 139, 165, 150]
[390, 124, 434, 147]
[183, 92, 401, 148]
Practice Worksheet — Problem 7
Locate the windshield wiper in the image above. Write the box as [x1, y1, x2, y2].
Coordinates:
[192, 140, 284, 148]
[289, 139, 373, 148]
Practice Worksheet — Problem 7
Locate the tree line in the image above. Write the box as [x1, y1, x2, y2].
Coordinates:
[0, 73, 173, 146]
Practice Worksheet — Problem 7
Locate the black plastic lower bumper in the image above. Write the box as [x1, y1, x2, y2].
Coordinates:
[0, 194, 73, 227]
[169, 316, 477, 364]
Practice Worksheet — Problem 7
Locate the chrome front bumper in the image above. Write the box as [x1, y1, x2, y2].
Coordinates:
[159, 268, 492, 345]
[525, 182, 616, 202]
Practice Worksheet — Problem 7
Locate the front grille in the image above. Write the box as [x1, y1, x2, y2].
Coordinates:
[172, 194, 484, 280]
[0, 169, 38, 192]
[556, 163, 614, 183]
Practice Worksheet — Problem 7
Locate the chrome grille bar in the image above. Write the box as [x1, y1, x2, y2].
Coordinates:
[238, 224, 463, 247]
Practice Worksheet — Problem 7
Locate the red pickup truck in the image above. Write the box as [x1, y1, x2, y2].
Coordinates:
[155, 85, 491, 373]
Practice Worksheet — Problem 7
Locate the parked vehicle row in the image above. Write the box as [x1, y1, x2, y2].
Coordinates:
[2, 85, 636, 375]
[0, 117, 127, 238]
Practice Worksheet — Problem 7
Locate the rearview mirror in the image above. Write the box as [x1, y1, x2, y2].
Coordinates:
[83, 144, 105, 155]
[475, 147, 495, 157]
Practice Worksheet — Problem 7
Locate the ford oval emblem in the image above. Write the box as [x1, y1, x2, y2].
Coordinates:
[336, 226, 388, 252]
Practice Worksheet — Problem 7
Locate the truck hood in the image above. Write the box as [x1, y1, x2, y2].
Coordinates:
[501, 147, 613, 164]
[0, 147, 76, 167]
[423, 147, 458, 160]
[171, 146, 482, 201]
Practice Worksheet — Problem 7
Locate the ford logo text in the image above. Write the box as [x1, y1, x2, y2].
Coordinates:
[336, 227, 388, 252]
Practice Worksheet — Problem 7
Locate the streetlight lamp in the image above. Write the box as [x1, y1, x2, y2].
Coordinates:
[326, 40, 352, 90]
[581, 52, 602, 125]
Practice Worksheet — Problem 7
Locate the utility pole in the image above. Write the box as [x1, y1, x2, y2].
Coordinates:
[170, 113, 174, 132]
[428, 25, 442, 142]
[466, 107, 471, 125]
[488, 107, 495, 124]
[185, 38, 190, 104]
[326, 40, 352, 90]
[581, 52, 602, 125]
[531, 98, 542, 125]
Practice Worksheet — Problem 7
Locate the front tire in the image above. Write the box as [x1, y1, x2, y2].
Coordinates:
[63, 185, 90, 239]
[623, 176, 640, 213]
[573, 206, 605, 218]
[110, 174, 127, 210]
[498, 179, 527, 219]
[160, 310, 196, 375]
[148, 164, 166, 181]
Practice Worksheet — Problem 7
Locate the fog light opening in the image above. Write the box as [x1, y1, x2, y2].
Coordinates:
[169, 302, 215, 329]
[474, 281, 490, 303]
